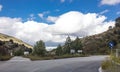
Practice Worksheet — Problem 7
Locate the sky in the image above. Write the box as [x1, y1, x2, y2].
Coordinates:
[0, 0, 120, 48]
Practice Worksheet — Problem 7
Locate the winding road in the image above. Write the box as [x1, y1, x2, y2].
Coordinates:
[0, 55, 107, 72]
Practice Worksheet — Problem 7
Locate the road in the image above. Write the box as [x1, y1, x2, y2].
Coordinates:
[0, 55, 107, 72]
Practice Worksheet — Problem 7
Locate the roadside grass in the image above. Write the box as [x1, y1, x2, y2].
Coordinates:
[101, 60, 112, 70]
[101, 60, 120, 72]
[101, 54, 120, 72]
[0, 55, 13, 61]
[24, 54, 87, 61]
[110, 55, 120, 64]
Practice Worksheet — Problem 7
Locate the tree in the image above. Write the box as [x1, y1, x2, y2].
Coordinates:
[115, 17, 120, 27]
[9, 39, 13, 43]
[63, 36, 72, 54]
[28, 48, 33, 54]
[56, 44, 63, 56]
[0, 41, 5, 46]
[71, 37, 83, 53]
[13, 48, 24, 56]
[33, 40, 46, 56]
[108, 26, 112, 30]
[0, 46, 8, 55]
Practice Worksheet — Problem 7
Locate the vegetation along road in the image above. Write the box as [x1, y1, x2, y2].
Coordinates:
[0, 55, 107, 72]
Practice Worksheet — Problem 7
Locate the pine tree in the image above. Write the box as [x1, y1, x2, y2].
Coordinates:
[63, 36, 72, 54]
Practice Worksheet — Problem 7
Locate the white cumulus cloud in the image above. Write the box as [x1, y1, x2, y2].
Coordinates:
[0, 11, 115, 46]
[47, 11, 114, 36]
[101, 0, 120, 5]
[47, 16, 58, 23]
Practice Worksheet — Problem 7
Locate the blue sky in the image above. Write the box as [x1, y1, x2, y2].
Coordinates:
[0, 0, 120, 48]
[0, 0, 119, 22]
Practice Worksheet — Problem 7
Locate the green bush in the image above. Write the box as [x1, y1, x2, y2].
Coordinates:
[0, 55, 12, 61]
[24, 55, 53, 60]
[13, 48, 24, 56]
[111, 55, 120, 63]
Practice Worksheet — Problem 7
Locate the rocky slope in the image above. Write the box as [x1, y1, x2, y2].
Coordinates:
[0, 33, 33, 55]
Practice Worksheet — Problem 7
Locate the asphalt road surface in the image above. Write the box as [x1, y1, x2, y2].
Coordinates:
[0, 55, 107, 72]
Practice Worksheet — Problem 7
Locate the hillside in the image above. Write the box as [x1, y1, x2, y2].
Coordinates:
[0, 33, 33, 56]
[0, 33, 33, 49]
[53, 17, 120, 55]
[81, 17, 120, 54]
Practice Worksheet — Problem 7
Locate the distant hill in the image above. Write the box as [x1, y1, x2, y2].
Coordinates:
[0, 33, 33, 49]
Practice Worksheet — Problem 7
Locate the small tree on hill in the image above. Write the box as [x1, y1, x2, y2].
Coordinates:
[33, 40, 46, 56]
[115, 17, 120, 27]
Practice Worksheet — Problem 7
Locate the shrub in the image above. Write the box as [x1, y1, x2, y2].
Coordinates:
[101, 60, 112, 70]
[111, 54, 120, 64]
[13, 48, 24, 56]
[24, 54, 87, 61]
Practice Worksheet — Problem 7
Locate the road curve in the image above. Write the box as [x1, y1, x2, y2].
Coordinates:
[0, 55, 107, 72]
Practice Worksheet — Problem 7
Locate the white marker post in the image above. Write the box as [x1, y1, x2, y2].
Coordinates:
[109, 41, 114, 54]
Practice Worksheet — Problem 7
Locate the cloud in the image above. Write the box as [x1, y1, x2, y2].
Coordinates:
[46, 46, 57, 51]
[101, 0, 120, 5]
[100, 9, 109, 14]
[0, 11, 115, 47]
[69, 0, 73, 3]
[0, 5, 3, 11]
[38, 13, 44, 19]
[46, 16, 58, 23]
[14, 21, 50, 44]
[27, 14, 36, 21]
[47, 11, 114, 36]
[117, 11, 120, 15]
[0, 17, 21, 34]
[38, 11, 50, 19]
[60, 0, 73, 3]
[61, 0, 65, 3]
[54, 9, 60, 12]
